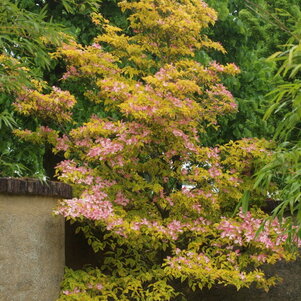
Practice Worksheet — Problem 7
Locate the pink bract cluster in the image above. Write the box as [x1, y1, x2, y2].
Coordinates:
[218, 210, 301, 250]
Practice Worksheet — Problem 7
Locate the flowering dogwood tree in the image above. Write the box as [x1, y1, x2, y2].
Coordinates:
[14, 0, 300, 300]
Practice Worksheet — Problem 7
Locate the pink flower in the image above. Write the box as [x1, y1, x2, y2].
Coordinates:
[92, 43, 102, 49]
[56, 135, 70, 151]
[63, 287, 81, 295]
[95, 283, 103, 290]
[208, 167, 221, 177]
[114, 191, 130, 206]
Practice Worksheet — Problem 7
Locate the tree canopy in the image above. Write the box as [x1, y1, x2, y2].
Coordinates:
[2, 0, 301, 300]
[11, 0, 301, 300]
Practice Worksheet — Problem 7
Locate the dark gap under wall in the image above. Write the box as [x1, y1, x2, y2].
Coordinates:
[65, 221, 101, 269]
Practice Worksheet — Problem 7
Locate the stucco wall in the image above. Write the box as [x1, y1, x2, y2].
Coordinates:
[0, 194, 65, 301]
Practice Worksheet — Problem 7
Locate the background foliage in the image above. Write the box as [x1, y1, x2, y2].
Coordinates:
[200, 0, 301, 145]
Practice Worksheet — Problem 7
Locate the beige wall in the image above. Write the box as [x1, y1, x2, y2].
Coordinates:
[0, 194, 65, 301]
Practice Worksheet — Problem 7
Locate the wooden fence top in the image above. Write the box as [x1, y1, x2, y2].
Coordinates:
[0, 177, 72, 199]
